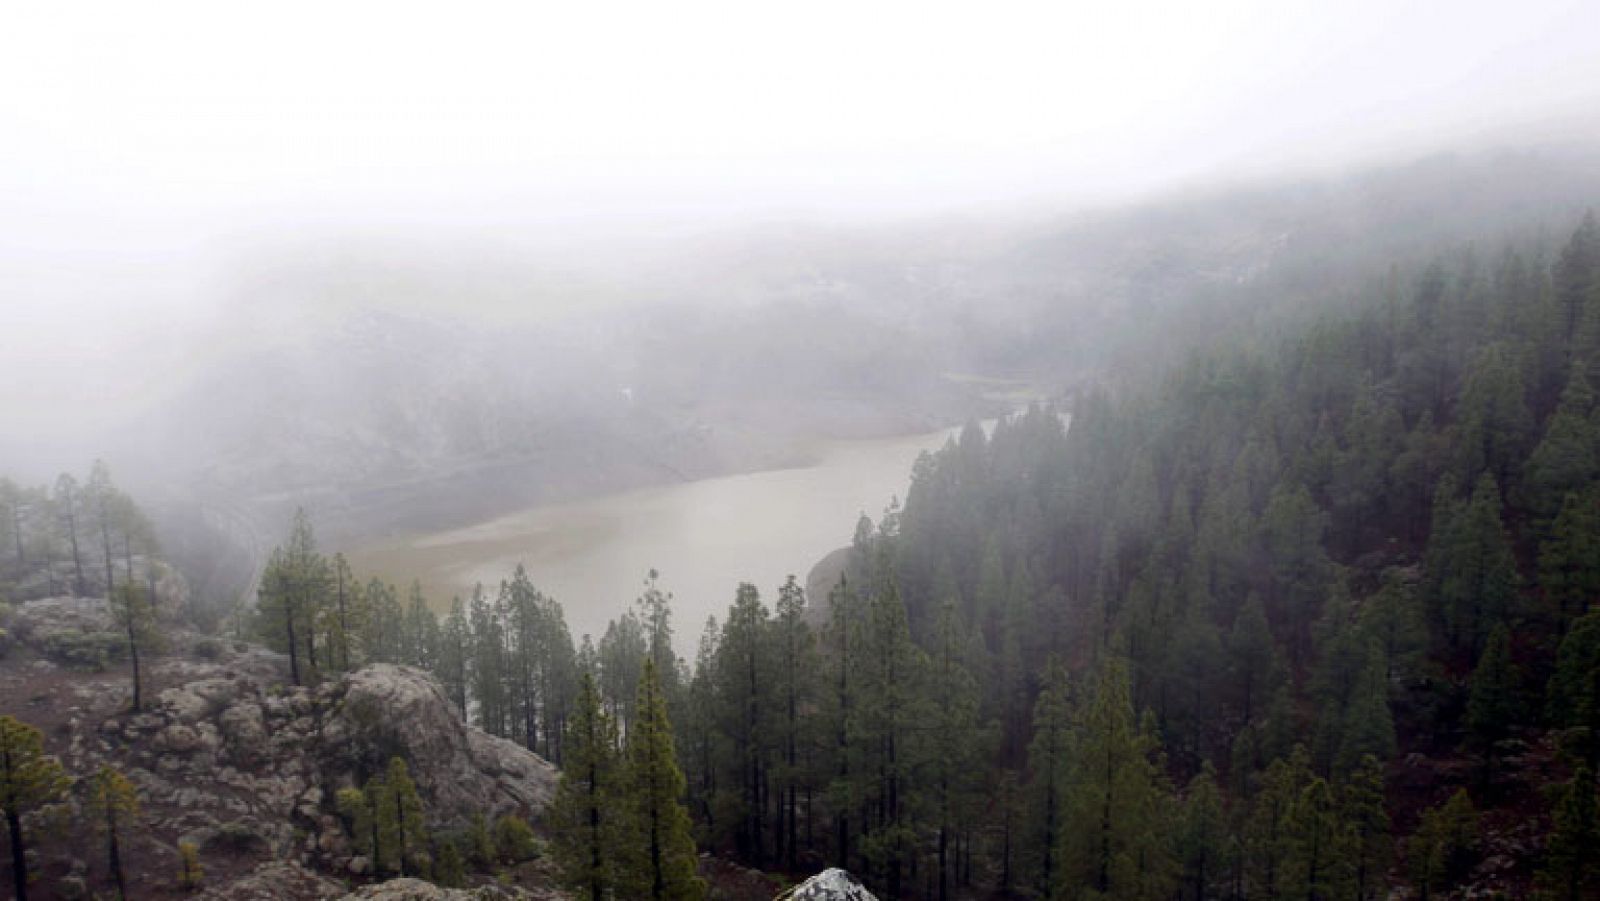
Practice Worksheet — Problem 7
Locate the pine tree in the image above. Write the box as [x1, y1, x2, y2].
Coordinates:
[620, 658, 705, 900]
[336, 786, 378, 866]
[993, 769, 1022, 897]
[856, 578, 927, 898]
[495, 814, 541, 863]
[1357, 570, 1427, 684]
[87, 460, 120, 597]
[1056, 655, 1177, 900]
[379, 757, 427, 878]
[1548, 608, 1600, 770]
[551, 672, 622, 900]
[1556, 211, 1600, 344]
[402, 580, 440, 670]
[772, 574, 815, 874]
[88, 765, 139, 901]
[600, 610, 648, 730]
[1466, 624, 1519, 783]
[927, 601, 982, 901]
[1024, 659, 1074, 897]
[364, 577, 405, 665]
[1407, 789, 1478, 900]
[255, 509, 331, 685]
[438, 596, 471, 719]
[1260, 482, 1333, 666]
[1339, 755, 1393, 901]
[1453, 344, 1534, 487]
[465, 813, 495, 867]
[1539, 489, 1600, 628]
[1245, 746, 1312, 899]
[1335, 646, 1398, 778]
[682, 615, 720, 833]
[328, 553, 359, 671]
[433, 839, 465, 888]
[715, 582, 772, 866]
[823, 575, 861, 869]
[1539, 767, 1600, 901]
[504, 568, 544, 750]
[1526, 367, 1599, 521]
[54, 473, 87, 595]
[1287, 777, 1351, 901]
[1178, 763, 1226, 901]
[1433, 474, 1519, 660]
[110, 579, 160, 711]
[1229, 593, 1283, 725]
[637, 569, 682, 703]
[467, 583, 509, 736]
[0, 715, 72, 901]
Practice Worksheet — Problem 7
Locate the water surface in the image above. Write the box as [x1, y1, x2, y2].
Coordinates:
[346, 423, 969, 653]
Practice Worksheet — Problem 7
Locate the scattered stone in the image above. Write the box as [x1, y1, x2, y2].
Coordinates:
[336, 877, 543, 899]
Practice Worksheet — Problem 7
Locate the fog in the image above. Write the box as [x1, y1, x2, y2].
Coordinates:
[4, 0, 1600, 612]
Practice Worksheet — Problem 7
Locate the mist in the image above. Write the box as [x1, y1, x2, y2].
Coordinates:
[9, 4, 1600, 898]
[4, 0, 1600, 605]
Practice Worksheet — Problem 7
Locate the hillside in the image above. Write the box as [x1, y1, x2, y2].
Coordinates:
[0, 597, 560, 899]
[7, 156, 1600, 901]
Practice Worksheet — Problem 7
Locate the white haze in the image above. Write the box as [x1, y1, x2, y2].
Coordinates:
[3, 0, 1600, 459]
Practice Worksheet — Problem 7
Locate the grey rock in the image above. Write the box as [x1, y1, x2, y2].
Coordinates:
[781, 868, 879, 901]
[324, 664, 557, 828]
[156, 723, 202, 753]
[194, 860, 342, 900]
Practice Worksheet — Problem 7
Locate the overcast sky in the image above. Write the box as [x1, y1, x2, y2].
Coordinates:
[3, 0, 1600, 442]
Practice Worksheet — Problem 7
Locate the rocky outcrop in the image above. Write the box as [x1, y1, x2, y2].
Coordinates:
[109, 660, 558, 869]
[194, 861, 344, 900]
[780, 869, 879, 901]
[320, 664, 557, 825]
[3, 603, 557, 897]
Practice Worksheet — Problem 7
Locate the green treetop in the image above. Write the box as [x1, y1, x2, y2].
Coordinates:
[620, 658, 705, 900]
[0, 715, 72, 901]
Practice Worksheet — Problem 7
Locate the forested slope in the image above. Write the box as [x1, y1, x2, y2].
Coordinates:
[819, 210, 1600, 898]
[317, 209, 1600, 899]
[196, 196, 1600, 900]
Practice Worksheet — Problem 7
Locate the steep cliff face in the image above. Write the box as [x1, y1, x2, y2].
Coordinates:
[1, 597, 557, 899]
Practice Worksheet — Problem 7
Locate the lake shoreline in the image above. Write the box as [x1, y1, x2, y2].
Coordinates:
[341, 414, 1002, 651]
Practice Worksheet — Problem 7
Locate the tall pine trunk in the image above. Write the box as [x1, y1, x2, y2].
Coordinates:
[7, 807, 28, 901]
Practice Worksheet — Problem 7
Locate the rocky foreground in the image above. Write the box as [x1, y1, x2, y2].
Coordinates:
[2, 597, 558, 899]
[1, 597, 877, 901]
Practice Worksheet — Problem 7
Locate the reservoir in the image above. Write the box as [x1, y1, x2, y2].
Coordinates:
[344, 421, 975, 654]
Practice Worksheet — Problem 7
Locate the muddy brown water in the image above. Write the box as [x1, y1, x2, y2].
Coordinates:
[344, 421, 976, 653]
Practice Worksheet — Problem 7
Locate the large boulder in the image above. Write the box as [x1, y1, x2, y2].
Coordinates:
[781, 869, 879, 901]
[319, 664, 558, 828]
